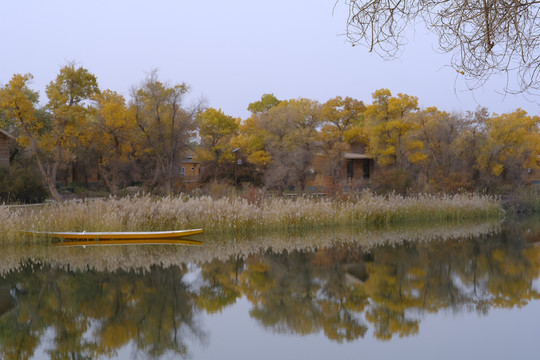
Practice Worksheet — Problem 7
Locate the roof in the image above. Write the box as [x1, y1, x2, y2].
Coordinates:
[343, 152, 373, 160]
[179, 154, 199, 164]
[179, 159, 199, 164]
[0, 129, 15, 139]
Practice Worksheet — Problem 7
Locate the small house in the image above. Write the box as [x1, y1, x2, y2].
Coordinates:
[307, 142, 376, 193]
[0, 129, 14, 169]
[344, 143, 375, 181]
[178, 154, 200, 184]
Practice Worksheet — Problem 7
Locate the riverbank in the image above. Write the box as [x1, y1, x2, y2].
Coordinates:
[0, 219, 503, 274]
[0, 192, 503, 244]
[502, 188, 540, 214]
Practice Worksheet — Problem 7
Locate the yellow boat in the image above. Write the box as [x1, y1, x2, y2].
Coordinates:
[23, 229, 203, 240]
[55, 238, 203, 247]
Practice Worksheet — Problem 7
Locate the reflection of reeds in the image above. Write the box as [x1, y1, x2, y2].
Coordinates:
[1, 192, 503, 244]
[0, 219, 502, 275]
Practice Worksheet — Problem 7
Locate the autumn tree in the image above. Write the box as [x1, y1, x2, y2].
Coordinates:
[412, 107, 476, 192]
[131, 71, 200, 193]
[196, 107, 239, 181]
[0, 74, 41, 155]
[232, 94, 283, 181]
[283, 98, 323, 192]
[321, 96, 365, 141]
[247, 93, 281, 114]
[235, 118, 271, 170]
[0, 65, 99, 201]
[45, 64, 100, 197]
[87, 90, 137, 196]
[476, 109, 540, 187]
[451, 107, 490, 189]
[365, 89, 424, 167]
[253, 98, 322, 192]
[344, 0, 540, 94]
[318, 96, 366, 186]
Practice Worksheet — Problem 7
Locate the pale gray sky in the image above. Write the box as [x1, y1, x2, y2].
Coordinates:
[2, 0, 539, 119]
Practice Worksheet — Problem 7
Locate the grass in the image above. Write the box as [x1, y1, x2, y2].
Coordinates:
[0, 191, 504, 244]
[0, 219, 502, 275]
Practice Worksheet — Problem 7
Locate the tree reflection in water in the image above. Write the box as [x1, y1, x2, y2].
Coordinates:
[237, 225, 540, 341]
[0, 218, 539, 358]
[0, 264, 206, 359]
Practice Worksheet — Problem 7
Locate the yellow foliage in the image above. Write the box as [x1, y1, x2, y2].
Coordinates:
[196, 107, 239, 165]
[248, 150, 272, 166]
[406, 140, 427, 163]
[365, 89, 421, 167]
[343, 126, 366, 144]
[0, 73, 41, 146]
[491, 163, 504, 176]
[477, 109, 540, 177]
[321, 95, 365, 142]
[194, 147, 214, 163]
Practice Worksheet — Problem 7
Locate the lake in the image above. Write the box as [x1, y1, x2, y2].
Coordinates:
[1, 217, 539, 359]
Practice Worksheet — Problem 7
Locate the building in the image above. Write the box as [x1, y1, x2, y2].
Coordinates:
[0, 129, 14, 169]
[177, 154, 200, 188]
[344, 143, 375, 181]
[307, 142, 375, 193]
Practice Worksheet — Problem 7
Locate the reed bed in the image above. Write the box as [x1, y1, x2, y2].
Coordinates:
[0, 192, 503, 244]
[0, 219, 502, 275]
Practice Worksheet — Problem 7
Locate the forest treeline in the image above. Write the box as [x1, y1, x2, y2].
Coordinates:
[1, 64, 539, 202]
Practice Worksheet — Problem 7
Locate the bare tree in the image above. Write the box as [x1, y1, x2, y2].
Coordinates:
[131, 71, 201, 194]
[258, 99, 322, 193]
[343, 0, 540, 94]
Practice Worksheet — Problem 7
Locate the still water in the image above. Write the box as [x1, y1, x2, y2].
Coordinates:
[1, 218, 539, 360]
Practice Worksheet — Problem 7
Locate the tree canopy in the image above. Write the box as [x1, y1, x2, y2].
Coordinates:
[1, 64, 539, 200]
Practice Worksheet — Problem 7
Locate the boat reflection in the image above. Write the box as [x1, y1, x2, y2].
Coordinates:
[54, 238, 203, 247]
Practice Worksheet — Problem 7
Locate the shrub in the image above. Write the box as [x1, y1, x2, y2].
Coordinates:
[502, 186, 540, 214]
[371, 168, 414, 195]
[0, 166, 48, 204]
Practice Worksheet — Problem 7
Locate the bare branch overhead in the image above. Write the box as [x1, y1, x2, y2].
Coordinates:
[344, 0, 540, 94]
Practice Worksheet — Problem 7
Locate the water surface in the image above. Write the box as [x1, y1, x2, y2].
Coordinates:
[1, 218, 539, 359]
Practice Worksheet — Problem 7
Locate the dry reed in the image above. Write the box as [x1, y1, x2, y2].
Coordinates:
[0, 192, 503, 244]
[0, 219, 501, 275]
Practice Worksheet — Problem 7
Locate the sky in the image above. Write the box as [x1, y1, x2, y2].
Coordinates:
[2, 0, 539, 120]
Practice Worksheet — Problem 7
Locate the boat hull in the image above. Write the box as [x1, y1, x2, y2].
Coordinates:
[23, 229, 203, 240]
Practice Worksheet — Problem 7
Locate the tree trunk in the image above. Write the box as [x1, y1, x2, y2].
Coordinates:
[34, 150, 63, 202]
